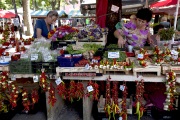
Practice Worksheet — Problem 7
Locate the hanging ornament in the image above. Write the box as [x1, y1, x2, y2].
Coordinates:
[164, 70, 177, 111]
[48, 83, 56, 106]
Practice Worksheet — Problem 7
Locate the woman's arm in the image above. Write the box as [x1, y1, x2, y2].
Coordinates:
[114, 29, 125, 48]
[36, 28, 42, 38]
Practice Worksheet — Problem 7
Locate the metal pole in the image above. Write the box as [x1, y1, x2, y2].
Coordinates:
[172, 0, 180, 43]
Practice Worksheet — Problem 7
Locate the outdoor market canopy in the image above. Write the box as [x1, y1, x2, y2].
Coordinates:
[150, 0, 177, 8]
[30, 10, 67, 18]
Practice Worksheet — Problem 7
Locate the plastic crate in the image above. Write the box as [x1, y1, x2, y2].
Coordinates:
[31, 62, 58, 74]
[9, 60, 32, 74]
[57, 54, 82, 67]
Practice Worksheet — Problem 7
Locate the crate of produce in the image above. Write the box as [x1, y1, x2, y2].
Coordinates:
[31, 62, 58, 74]
[50, 40, 76, 50]
[9, 60, 32, 74]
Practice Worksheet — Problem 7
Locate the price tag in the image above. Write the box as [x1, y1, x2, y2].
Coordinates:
[20, 54, 29, 59]
[55, 77, 62, 85]
[9, 44, 12, 48]
[87, 85, 94, 92]
[11, 74, 16, 81]
[119, 117, 122, 120]
[85, 63, 90, 70]
[31, 54, 38, 61]
[33, 75, 39, 83]
[63, 46, 67, 50]
[64, 54, 71, 58]
[4, 56, 11, 62]
[119, 85, 125, 91]
[111, 5, 119, 12]
[72, 45, 83, 50]
[108, 52, 119, 58]
[44, 55, 53, 62]
[171, 50, 179, 55]
[137, 54, 144, 59]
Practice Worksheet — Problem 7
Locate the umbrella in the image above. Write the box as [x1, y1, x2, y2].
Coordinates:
[0, 10, 16, 18]
[150, 0, 177, 8]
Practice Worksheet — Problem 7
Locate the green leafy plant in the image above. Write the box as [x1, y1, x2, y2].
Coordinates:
[158, 27, 175, 41]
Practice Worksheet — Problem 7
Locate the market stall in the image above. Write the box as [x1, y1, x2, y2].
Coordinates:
[0, 14, 180, 120]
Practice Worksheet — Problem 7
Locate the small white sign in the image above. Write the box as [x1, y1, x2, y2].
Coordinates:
[85, 63, 90, 70]
[171, 50, 179, 55]
[63, 46, 67, 50]
[64, 54, 71, 58]
[111, 5, 119, 12]
[33, 75, 39, 83]
[31, 54, 38, 61]
[87, 85, 94, 92]
[44, 55, 53, 62]
[108, 52, 119, 58]
[119, 85, 125, 91]
[11, 74, 16, 81]
[55, 77, 62, 85]
[3, 56, 11, 62]
[20, 54, 29, 59]
[137, 54, 144, 59]
[119, 117, 122, 120]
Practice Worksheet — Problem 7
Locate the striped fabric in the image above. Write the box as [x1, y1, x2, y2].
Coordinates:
[31, 10, 67, 17]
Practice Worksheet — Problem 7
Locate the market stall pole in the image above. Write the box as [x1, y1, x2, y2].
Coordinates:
[173, 0, 180, 43]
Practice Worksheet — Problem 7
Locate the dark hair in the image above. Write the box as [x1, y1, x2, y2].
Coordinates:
[47, 10, 58, 18]
[136, 8, 152, 23]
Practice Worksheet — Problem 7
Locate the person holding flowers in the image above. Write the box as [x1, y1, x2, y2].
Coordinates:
[114, 8, 153, 49]
[33, 10, 58, 39]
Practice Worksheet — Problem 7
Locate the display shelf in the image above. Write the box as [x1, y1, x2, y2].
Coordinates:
[61, 74, 180, 83]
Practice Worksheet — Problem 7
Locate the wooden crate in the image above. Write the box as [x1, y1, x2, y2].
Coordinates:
[103, 68, 131, 75]
[162, 65, 180, 74]
[133, 65, 161, 76]
[76, 34, 107, 46]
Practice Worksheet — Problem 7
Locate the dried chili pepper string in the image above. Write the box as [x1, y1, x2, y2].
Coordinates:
[68, 80, 76, 103]
[75, 81, 84, 100]
[48, 83, 56, 106]
[134, 80, 145, 120]
[8, 83, 19, 109]
[31, 89, 39, 108]
[104, 76, 111, 120]
[120, 81, 128, 120]
[111, 81, 120, 120]
[56, 81, 67, 100]
[22, 89, 30, 111]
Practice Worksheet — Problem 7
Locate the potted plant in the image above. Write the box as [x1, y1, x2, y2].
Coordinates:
[158, 27, 175, 41]
[157, 27, 175, 48]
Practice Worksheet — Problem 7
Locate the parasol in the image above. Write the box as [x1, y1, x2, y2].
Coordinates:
[0, 10, 16, 18]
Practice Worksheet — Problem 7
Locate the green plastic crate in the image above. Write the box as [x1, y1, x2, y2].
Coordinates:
[9, 60, 32, 74]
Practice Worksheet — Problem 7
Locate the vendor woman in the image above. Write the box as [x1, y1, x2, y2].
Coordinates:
[33, 10, 58, 39]
[114, 8, 153, 48]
